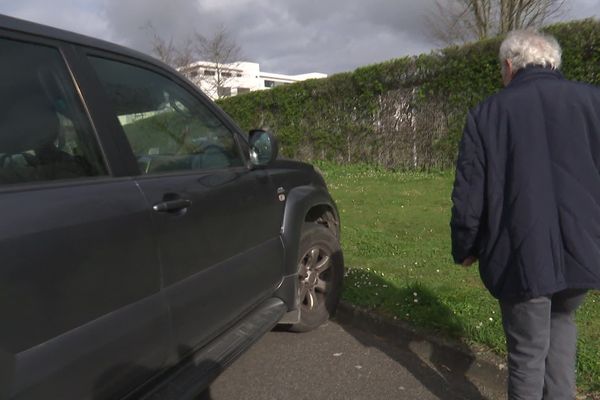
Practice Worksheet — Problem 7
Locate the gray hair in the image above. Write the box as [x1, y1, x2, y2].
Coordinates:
[499, 30, 562, 73]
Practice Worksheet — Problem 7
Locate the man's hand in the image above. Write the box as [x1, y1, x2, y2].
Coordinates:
[462, 256, 478, 267]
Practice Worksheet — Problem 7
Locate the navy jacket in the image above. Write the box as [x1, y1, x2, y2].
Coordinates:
[451, 66, 600, 300]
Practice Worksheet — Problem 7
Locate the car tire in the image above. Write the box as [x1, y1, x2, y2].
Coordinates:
[289, 222, 344, 332]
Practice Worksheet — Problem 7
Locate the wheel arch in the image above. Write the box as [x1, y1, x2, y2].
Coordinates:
[274, 185, 341, 310]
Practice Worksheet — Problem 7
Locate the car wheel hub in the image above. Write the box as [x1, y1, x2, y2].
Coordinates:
[298, 246, 331, 310]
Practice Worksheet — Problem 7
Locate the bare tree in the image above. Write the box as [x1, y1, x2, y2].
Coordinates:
[194, 26, 243, 99]
[143, 23, 242, 99]
[426, 0, 567, 45]
[499, 0, 565, 32]
[142, 22, 195, 68]
[426, 0, 491, 44]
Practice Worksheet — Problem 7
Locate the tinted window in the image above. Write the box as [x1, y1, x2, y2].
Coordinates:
[89, 57, 244, 174]
[0, 38, 107, 185]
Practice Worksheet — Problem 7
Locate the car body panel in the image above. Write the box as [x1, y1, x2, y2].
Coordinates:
[134, 168, 285, 354]
[0, 12, 342, 400]
[0, 180, 171, 399]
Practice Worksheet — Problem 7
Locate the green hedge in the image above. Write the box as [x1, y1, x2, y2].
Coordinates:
[218, 19, 600, 169]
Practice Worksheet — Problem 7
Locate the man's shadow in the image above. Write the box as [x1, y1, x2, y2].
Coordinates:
[336, 268, 505, 400]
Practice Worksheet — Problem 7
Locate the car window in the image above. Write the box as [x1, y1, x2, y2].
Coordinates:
[88, 56, 244, 175]
[0, 38, 107, 186]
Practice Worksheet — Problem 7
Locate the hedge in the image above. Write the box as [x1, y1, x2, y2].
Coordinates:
[217, 19, 600, 169]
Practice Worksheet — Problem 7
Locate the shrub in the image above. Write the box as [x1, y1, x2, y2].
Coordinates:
[218, 19, 600, 169]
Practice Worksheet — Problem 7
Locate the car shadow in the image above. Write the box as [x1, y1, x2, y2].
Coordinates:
[194, 387, 213, 399]
[92, 358, 221, 400]
[335, 269, 505, 400]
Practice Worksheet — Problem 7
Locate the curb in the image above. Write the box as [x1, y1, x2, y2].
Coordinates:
[334, 301, 600, 400]
[334, 300, 508, 400]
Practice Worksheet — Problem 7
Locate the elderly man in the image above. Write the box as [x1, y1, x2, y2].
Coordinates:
[450, 30, 600, 399]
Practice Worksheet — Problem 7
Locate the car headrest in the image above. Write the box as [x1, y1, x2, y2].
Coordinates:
[0, 92, 60, 154]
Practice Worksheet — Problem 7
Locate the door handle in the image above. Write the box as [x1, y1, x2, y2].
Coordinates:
[152, 198, 192, 212]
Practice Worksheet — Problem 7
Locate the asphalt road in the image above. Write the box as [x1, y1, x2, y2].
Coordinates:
[198, 315, 505, 400]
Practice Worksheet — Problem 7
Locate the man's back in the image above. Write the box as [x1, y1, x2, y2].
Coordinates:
[451, 30, 599, 399]
[456, 67, 600, 299]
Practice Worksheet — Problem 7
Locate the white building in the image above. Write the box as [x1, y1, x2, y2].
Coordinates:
[179, 61, 327, 100]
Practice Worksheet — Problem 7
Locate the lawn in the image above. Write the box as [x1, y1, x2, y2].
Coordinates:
[316, 162, 600, 394]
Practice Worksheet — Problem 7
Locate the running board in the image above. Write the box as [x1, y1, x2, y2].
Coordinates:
[137, 298, 286, 400]
[278, 308, 300, 324]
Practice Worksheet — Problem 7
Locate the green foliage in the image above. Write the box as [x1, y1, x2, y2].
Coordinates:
[124, 111, 196, 155]
[549, 19, 600, 85]
[218, 19, 600, 169]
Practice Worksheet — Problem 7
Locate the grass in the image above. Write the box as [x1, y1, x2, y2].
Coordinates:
[315, 161, 600, 394]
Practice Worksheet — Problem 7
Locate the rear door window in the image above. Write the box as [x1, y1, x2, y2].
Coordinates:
[0, 37, 107, 185]
[88, 56, 244, 175]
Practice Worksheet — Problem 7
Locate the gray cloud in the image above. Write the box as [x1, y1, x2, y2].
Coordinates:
[101, 0, 203, 50]
[0, 0, 598, 75]
[218, 0, 434, 73]
[0, 0, 108, 40]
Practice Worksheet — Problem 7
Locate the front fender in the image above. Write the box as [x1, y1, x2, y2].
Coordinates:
[274, 185, 340, 310]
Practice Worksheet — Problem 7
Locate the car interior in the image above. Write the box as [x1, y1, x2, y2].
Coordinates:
[0, 39, 105, 185]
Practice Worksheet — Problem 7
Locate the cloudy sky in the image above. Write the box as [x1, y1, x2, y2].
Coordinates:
[0, 0, 598, 75]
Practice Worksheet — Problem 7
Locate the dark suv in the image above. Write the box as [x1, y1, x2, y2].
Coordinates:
[0, 14, 343, 400]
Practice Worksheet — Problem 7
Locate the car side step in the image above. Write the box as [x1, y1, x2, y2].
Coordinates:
[137, 298, 286, 400]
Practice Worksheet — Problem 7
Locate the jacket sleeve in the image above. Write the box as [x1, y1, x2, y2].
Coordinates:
[450, 110, 486, 264]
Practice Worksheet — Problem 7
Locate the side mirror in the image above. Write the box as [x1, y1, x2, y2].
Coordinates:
[248, 129, 279, 167]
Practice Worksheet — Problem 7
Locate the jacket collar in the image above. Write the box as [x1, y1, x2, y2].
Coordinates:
[508, 65, 564, 87]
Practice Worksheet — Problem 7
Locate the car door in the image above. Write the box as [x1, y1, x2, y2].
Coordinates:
[0, 34, 170, 399]
[85, 54, 285, 356]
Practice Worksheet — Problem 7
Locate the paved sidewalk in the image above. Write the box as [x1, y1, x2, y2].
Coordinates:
[335, 302, 507, 400]
[202, 303, 507, 400]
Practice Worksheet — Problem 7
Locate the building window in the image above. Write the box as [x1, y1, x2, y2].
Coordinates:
[190, 71, 198, 77]
[264, 80, 288, 88]
[204, 69, 215, 76]
[217, 86, 232, 97]
[236, 73, 242, 77]
[237, 87, 250, 95]
[221, 72, 232, 78]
